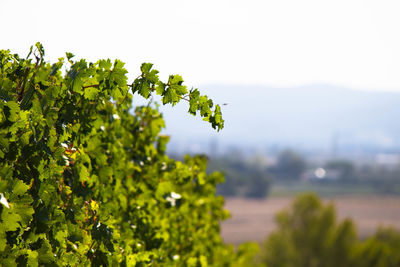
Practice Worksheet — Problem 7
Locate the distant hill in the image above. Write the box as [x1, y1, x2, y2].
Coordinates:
[149, 84, 400, 154]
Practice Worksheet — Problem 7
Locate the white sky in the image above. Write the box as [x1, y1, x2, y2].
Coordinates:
[1, 0, 400, 91]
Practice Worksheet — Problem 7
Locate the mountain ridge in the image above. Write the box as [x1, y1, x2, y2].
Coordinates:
[151, 84, 400, 153]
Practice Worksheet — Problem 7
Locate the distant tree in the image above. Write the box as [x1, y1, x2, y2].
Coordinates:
[351, 227, 400, 267]
[271, 150, 307, 181]
[216, 173, 238, 196]
[259, 193, 357, 267]
[245, 172, 270, 199]
[209, 157, 271, 198]
[258, 193, 400, 267]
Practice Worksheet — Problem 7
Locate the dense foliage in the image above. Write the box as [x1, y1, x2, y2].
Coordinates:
[258, 193, 400, 267]
[0, 43, 258, 266]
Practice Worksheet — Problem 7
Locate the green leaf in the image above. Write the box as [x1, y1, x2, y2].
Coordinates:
[27, 250, 39, 267]
[199, 96, 211, 117]
[66, 52, 75, 61]
[55, 229, 68, 246]
[156, 81, 166, 95]
[98, 59, 112, 70]
[5, 101, 20, 122]
[162, 88, 179, 105]
[140, 63, 153, 74]
[83, 86, 99, 100]
[1, 209, 21, 231]
[169, 74, 183, 85]
[147, 69, 159, 84]
[111, 59, 128, 87]
[139, 80, 151, 98]
[188, 89, 200, 115]
[13, 180, 29, 196]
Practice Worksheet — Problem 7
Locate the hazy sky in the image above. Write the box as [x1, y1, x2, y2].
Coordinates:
[1, 0, 400, 91]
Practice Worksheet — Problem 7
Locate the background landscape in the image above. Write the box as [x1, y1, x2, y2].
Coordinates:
[158, 84, 400, 246]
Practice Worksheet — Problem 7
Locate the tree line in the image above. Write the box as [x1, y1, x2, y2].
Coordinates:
[207, 149, 400, 198]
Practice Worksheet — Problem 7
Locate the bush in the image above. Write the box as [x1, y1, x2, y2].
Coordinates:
[0, 43, 255, 266]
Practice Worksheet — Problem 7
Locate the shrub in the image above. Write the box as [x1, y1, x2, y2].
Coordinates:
[0, 43, 256, 266]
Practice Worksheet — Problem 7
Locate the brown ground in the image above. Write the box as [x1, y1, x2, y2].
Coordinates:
[221, 196, 400, 244]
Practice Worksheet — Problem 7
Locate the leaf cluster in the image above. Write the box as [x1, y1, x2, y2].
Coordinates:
[132, 63, 224, 131]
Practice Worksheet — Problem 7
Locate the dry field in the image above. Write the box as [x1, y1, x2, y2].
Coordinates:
[221, 196, 400, 244]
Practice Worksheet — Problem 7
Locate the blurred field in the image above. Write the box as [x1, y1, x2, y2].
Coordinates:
[221, 196, 400, 244]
